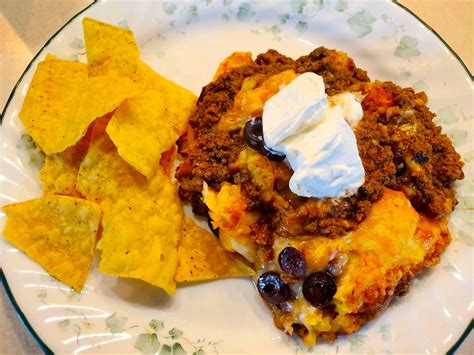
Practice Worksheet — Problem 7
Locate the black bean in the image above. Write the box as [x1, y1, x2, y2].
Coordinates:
[257, 272, 290, 305]
[413, 151, 429, 164]
[262, 147, 286, 161]
[278, 247, 306, 278]
[302, 272, 337, 307]
[243, 117, 286, 161]
[244, 117, 265, 151]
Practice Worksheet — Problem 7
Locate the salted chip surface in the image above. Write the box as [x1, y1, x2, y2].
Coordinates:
[76, 116, 147, 202]
[19, 55, 139, 154]
[39, 128, 92, 197]
[2, 196, 101, 291]
[83, 17, 139, 77]
[77, 120, 182, 294]
[106, 61, 196, 178]
[98, 172, 182, 295]
[175, 218, 255, 283]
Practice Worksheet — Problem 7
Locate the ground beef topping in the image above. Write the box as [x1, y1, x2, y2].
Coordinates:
[176, 47, 464, 241]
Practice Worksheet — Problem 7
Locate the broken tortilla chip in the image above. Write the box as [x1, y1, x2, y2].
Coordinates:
[19, 55, 139, 154]
[83, 17, 139, 77]
[98, 174, 182, 295]
[175, 218, 255, 283]
[77, 120, 182, 294]
[106, 61, 196, 178]
[2, 196, 101, 291]
[76, 116, 147, 202]
[39, 127, 92, 197]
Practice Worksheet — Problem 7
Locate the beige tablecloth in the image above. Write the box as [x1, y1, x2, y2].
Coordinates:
[0, 1, 472, 354]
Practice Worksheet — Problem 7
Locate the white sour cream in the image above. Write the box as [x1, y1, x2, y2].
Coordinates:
[262, 72, 365, 199]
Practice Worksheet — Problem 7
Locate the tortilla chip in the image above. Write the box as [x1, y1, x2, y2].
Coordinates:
[39, 128, 92, 197]
[2, 196, 101, 291]
[106, 61, 196, 178]
[19, 55, 139, 154]
[175, 218, 255, 283]
[83, 17, 139, 77]
[77, 121, 182, 294]
[76, 116, 147, 202]
[98, 172, 182, 295]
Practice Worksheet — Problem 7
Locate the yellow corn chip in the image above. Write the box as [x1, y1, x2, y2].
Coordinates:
[2, 196, 101, 291]
[106, 61, 196, 178]
[76, 116, 147, 202]
[19, 55, 139, 154]
[39, 129, 91, 197]
[98, 175, 182, 295]
[131, 60, 190, 92]
[77, 120, 182, 294]
[175, 218, 255, 283]
[83, 17, 139, 77]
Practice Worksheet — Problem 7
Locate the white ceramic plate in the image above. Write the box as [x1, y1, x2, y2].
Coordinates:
[1, 1, 472, 354]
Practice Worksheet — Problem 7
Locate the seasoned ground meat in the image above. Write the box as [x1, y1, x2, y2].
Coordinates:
[358, 82, 464, 217]
[176, 47, 463, 241]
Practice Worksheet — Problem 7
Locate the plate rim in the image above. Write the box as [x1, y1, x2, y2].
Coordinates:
[0, 0, 471, 353]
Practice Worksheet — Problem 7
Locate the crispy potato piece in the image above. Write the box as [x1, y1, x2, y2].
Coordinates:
[175, 218, 255, 283]
[2, 196, 101, 291]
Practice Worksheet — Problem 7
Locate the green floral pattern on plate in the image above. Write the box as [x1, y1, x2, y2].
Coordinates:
[134, 319, 220, 355]
[347, 10, 376, 37]
[395, 35, 421, 58]
[34, 275, 221, 354]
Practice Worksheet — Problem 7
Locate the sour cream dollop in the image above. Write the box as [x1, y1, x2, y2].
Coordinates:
[262, 72, 365, 199]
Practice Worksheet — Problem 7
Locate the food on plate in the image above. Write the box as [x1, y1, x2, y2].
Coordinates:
[268, 188, 450, 344]
[106, 61, 196, 179]
[176, 47, 464, 344]
[77, 116, 183, 294]
[1, 15, 465, 347]
[213, 51, 254, 80]
[2, 196, 101, 291]
[175, 218, 255, 283]
[2, 18, 197, 295]
[202, 181, 261, 263]
[83, 17, 139, 77]
[18, 54, 139, 154]
[39, 127, 93, 197]
[83, 18, 196, 179]
[260, 72, 365, 198]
